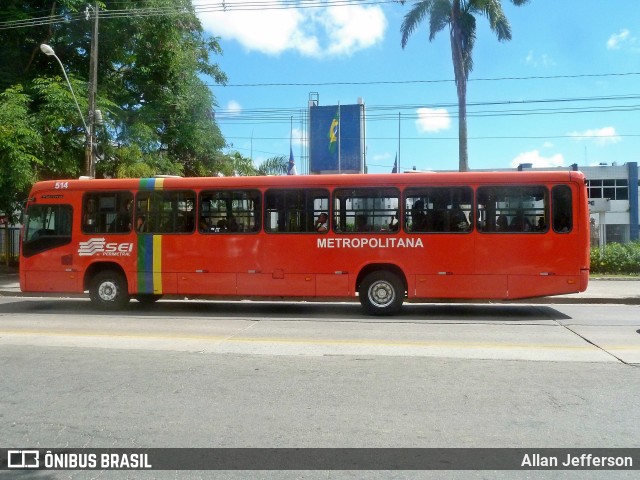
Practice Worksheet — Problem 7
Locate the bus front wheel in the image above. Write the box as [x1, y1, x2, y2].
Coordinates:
[89, 270, 130, 310]
[359, 271, 404, 316]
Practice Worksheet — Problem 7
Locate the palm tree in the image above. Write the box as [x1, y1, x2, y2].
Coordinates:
[401, 0, 530, 172]
[257, 155, 288, 176]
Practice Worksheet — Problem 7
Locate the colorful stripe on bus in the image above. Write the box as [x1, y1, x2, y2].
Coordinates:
[137, 178, 164, 294]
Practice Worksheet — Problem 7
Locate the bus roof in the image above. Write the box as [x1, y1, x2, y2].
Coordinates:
[30, 170, 585, 193]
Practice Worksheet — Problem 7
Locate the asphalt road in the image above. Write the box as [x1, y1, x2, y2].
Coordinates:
[1, 297, 639, 480]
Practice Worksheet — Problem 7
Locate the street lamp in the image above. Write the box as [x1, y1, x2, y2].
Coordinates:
[40, 44, 88, 133]
[40, 43, 93, 177]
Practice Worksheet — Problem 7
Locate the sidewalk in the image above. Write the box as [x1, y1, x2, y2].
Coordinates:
[1, 265, 638, 304]
[524, 276, 640, 305]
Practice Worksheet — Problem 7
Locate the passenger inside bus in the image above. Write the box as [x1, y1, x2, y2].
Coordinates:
[411, 200, 427, 231]
[83, 198, 97, 232]
[510, 211, 532, 232]
[199, 216, 211, 232]
[227, 215, 239, 232]
[314, 213, 328, 232]
[209, 215, 240, 233]
[496, 214, 509, 231]
[355, 215, 370, 232]
[388, 212, 400, 232]
[448, 206, 470, 232]
[110, 199, 133, 233]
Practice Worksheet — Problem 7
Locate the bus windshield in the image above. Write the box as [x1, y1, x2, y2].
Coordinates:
[22, 204, 73, 257]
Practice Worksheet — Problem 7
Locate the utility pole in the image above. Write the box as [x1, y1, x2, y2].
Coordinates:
[398, 112, 401, 174]
[86, 2, 99, 178]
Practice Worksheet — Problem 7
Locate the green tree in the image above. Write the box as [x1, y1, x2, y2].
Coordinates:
[99, 0, 228, 177]
[218, 152, 258, 177]
[258, 156, 289, 176]
[0, 0, 228, 181]
[30, 75, 90, 178]
[401, 0, 530, 171]
[0, 85, 42, 223]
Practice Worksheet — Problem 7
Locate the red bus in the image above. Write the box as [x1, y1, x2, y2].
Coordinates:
[20, 171, 589, 315]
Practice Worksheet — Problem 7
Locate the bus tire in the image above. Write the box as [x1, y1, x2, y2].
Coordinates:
[89, 270, 130, 310]
[359, 271, 404, 316]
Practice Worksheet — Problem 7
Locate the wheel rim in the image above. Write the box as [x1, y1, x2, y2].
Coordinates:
[98, 280, 118, 302]
[367, 280, 395, 308]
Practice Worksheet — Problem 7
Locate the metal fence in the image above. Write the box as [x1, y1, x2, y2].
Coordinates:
[0, 227, 20, 264]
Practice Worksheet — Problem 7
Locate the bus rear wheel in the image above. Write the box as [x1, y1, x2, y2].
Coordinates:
[89, 270, 130, 310]
[359, 271, 404, 316]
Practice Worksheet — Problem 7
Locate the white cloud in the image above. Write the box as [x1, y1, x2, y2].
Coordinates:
[510, 150, 564, 169]
[525, 50, 555, 68]
[226, 100, 242, 114]
[318, 6, 387, 56]
[371, 152, 393, 162]
[199, 7, 310, 56]
[415, 107, 451, 133]
[291, 127, 307, 147]
[607, 29, 631, 50]
[568, 127, 621, 146]
[198, 2, 386, 57]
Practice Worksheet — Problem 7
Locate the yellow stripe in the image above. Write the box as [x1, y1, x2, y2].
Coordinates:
[153, 235, 162, 294]
[3, 329, 635, 353]
[0, 329, 609, 349]
[154, 178, 164, 190]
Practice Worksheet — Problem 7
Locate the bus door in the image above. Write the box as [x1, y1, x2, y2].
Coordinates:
[238, 189, 330, 297]
[241, 235, 318, 297]
[405, 187, 480, 299]
[175, 189, 262, 296]
[21, 202, 79, 292]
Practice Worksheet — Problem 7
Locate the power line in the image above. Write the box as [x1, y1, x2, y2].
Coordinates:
[218, 72, 640, 88]
[213, 94, 640, 122]
[0, 0, 396, 30]
[225, 134, 640, 143]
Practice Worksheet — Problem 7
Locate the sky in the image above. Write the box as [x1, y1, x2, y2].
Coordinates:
[195, 0, 640, 174]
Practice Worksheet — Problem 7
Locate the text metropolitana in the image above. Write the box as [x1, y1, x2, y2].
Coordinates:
[317, 237, 424, 249]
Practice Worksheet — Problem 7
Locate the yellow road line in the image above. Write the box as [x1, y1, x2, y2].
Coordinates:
[1, 329, 632, 351]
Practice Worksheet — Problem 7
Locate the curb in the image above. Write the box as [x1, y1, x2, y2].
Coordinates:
[1, 289, 638, 305]
[1, 272, 638, 304]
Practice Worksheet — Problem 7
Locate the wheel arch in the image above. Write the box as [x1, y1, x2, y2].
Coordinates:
[355, 263, 408, 296]
[83, 262, 130, 293]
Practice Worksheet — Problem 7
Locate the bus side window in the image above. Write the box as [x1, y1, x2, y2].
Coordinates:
[552, 185, 573, 233]
[82, 191, 133, 234]
[476, 186, 547, 234]
[200, 190, 261, 234]
[333, 188, 399, 233]
[405, 187, 472, 233]
[135, 190, 195, 234]
[264, 189, 329, 233]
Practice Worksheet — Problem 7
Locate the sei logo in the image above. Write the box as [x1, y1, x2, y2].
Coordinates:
[78, 238, 134, 257]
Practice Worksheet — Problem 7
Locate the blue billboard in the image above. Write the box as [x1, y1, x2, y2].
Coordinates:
[309, 104, 364, 174]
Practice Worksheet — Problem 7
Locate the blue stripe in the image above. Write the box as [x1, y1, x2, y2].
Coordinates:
[137, 234, 154, 293]
[139, 178, 156, 191]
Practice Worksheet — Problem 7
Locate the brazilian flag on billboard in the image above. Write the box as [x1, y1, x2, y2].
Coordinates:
[309, 104, 364, 174]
